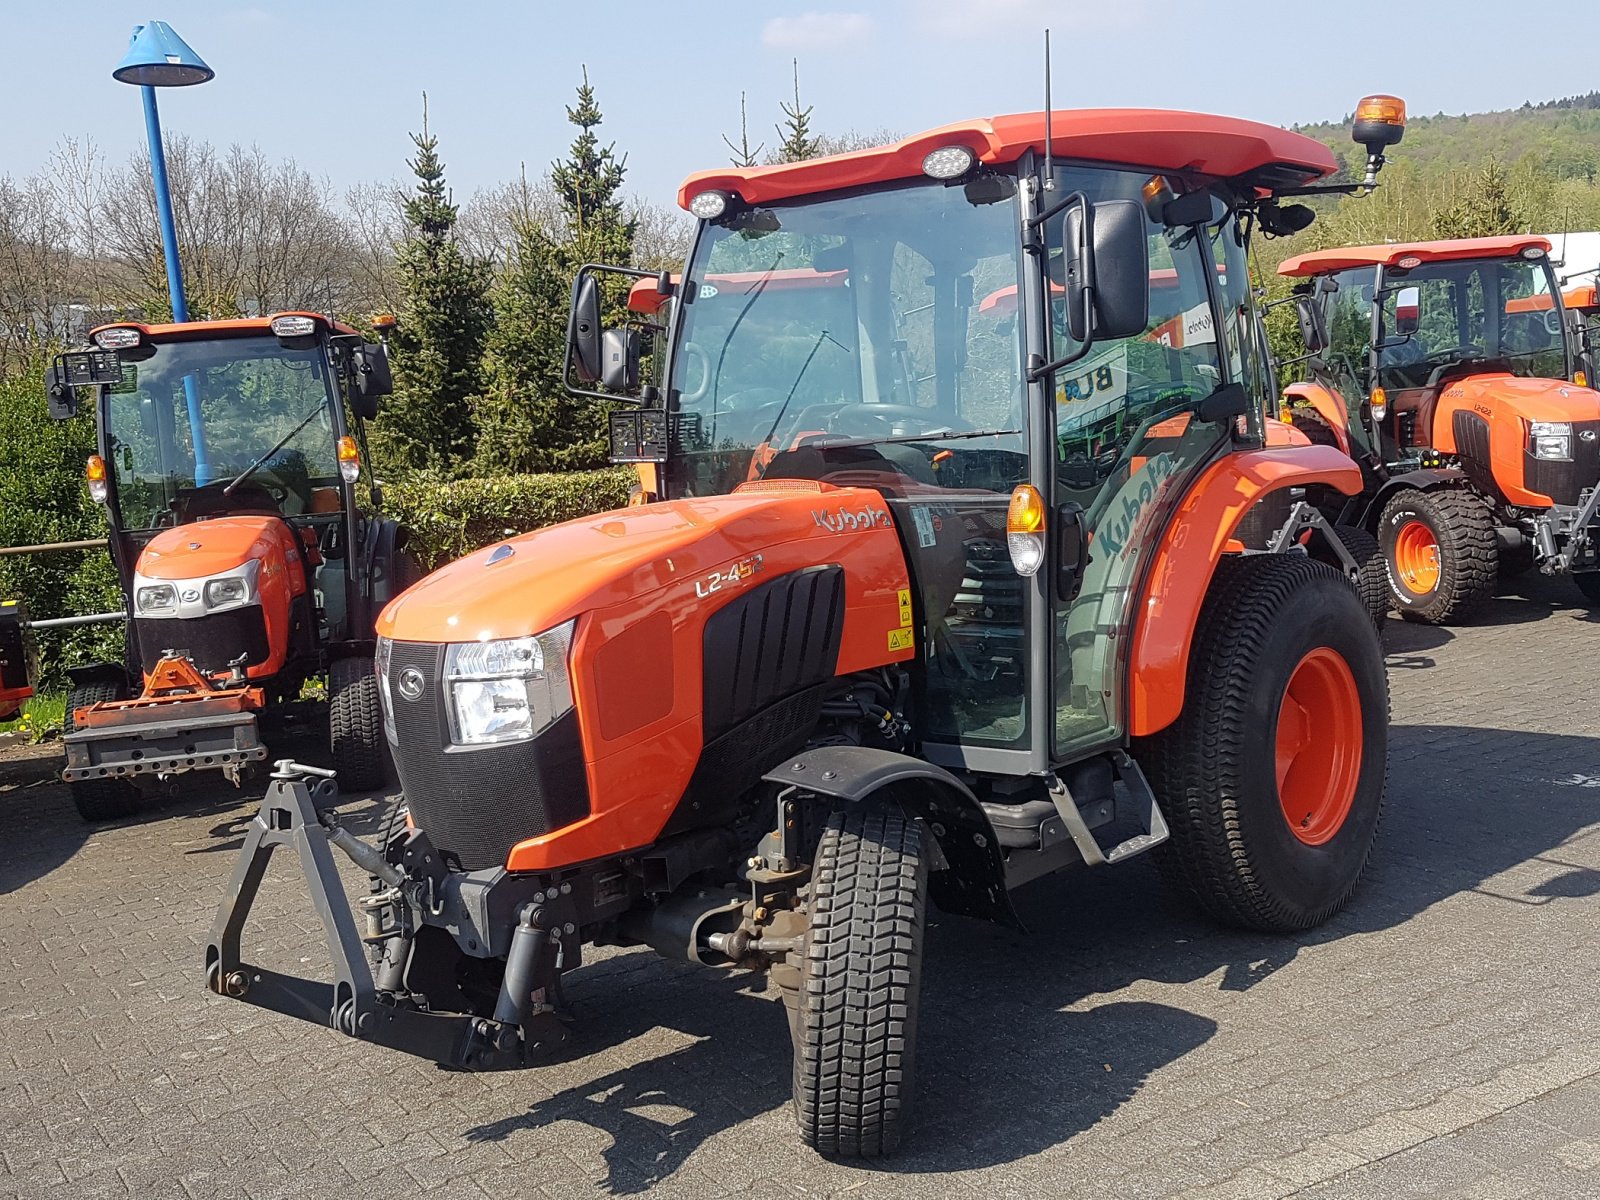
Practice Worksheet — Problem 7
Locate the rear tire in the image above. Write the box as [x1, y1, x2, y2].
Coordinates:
[793, 807, 926, 1159]
[1138, 555, 1388, 932]
[64, 678, 142, 823]
[329, 656, 388, 793]
[1576, 572, 1600, 606]
[1289, 409, 1342, 449]
[1332, 524, 1389, 629]
[1378, 487, 1496, 624]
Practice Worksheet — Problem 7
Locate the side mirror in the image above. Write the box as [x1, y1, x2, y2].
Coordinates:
[600, 328, 641, 392]
[1294, 295, 1329, 355]
[1061, 199, 1150, 343]
[1394, 285, 1421, 337]
[568, 272, 603, 384]
[46, 351, 122, 419]
[1196, 382, 1251, 425]
[46, 364, 78, 419]
[350, 342, 393, 419]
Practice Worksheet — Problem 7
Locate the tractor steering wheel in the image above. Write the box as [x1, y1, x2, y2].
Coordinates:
[826, 403, 973, 437]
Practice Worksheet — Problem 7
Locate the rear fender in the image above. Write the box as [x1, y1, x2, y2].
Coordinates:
[66, 661, 132, 691]
[1363, 468, 1470, 530]
[762, 745, 1022, 930]
[1283, 381, 1352, 456]
[1128, 445, 1362, 737]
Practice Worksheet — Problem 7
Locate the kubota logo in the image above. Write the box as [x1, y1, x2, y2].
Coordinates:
[397, 667, 426, 702]
[812, 505, 892, 533]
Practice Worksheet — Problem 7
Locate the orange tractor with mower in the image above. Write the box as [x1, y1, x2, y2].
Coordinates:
[1278, 236, 1600, 619]
[46, 313, 417, 820]
[209, 98, 1404, 1157]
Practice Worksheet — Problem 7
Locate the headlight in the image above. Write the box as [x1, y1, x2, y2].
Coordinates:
[1530, 420, 1572, 461]
[135, 584, 177, 614]
[204, 577, 249, 609]
[375, 637, 396, 744]
[444, 622, 575, 747]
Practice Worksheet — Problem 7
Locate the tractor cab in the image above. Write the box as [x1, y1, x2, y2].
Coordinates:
[45, 313, 413, 818]
[1279, 238, 1600, 617]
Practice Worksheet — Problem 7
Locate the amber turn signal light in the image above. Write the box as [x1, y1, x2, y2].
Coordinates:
[337, 436, 360, 483]
[1006, 484, 1047, 577]
[85, 454, 109, 503]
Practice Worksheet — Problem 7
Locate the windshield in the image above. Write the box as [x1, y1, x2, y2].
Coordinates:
[667, 177, 1027, 499]
[1368, 256, 1569, 390]
[104, 336, 342, 530]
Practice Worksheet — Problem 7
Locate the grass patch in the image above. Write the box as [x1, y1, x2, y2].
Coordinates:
[0, 691, 66, 742]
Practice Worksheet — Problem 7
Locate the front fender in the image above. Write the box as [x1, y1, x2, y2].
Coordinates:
[762, 745, 1021, 929]
[1127, 445, 1362, 738]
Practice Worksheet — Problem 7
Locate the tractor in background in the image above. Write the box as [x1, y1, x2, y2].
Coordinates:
[1279, 236, 1600, 619]
[47, 313, 418, 820]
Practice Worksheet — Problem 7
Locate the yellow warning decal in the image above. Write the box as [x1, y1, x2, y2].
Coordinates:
[888, 628, 914, 652]
[896, 588, 913, 628]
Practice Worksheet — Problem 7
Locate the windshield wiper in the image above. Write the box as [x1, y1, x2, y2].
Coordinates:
[222, 398, 327, 497]
[796, 427, 1021, 452]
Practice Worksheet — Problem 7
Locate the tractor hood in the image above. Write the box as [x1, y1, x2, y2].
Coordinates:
[136, 514, 300, 582]
[377, 485, 900, 645]
[1443, 373, 1600, 424]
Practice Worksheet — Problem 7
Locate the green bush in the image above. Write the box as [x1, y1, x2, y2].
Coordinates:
[384, 466, 635, 570]
[0, 368, 125, 689]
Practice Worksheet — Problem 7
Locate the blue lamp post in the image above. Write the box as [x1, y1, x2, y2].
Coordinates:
[112, 21, 215, 478]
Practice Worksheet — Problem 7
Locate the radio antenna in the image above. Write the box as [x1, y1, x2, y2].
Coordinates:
[1043, 29, 1054, 190]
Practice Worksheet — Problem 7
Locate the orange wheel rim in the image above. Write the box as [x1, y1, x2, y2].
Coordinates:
[1276, 647, 1363, 846]
[1393, 519, 1440, 595]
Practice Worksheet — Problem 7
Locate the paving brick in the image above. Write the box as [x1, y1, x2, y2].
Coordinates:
[1, 575, 1598, 1198]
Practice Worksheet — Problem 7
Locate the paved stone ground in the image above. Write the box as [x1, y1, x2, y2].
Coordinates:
[2, 574, 1597, 1200]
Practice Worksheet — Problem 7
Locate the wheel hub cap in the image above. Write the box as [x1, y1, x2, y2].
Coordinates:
[1276, 647, 1363, 845]
[1393, 519, 1441, 595]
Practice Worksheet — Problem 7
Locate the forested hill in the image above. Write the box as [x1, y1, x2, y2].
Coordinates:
[1297, 93, 1600, 185]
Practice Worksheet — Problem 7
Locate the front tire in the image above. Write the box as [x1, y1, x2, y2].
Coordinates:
[792, 807, 927, 1159]
[1378, 487, 1496, 624]
[329, 656, 388, 793]
[65, 678, 142, 823]
[1139, 555, 1388, 932]
[1576, 572, 1600, 607]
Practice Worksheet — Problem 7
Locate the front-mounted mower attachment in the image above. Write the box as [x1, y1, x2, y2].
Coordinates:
[206, 761, 573, 1071]
[62, 652, 267, 783]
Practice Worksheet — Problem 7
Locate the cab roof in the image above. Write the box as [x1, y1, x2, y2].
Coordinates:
[88, 312, 359, 341]
[1278, 235, 1553, 278]
[678, 109, 1339, 210]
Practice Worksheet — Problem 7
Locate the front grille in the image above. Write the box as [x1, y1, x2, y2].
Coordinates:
[1525, 419, 1600, 507]
[135, 607, 269, 676]
[385, 640, 590, 870]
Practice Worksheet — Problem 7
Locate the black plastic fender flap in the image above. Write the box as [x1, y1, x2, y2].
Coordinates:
[763, 745, 1022, 930]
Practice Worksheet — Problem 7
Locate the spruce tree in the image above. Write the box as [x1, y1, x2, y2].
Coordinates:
[722, 92, 765, 168]
[1433, 159, 1521, 239]
[381, 95, 494, 474]
[774, 60, 819, 163]
[475, 70, 636, 473]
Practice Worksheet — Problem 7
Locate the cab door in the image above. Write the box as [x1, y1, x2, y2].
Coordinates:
[1049, 207, 1249, 760]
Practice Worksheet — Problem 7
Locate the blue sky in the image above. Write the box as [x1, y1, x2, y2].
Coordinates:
[6, 1, 1597, 209]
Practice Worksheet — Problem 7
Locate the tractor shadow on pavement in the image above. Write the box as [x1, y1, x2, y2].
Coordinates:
[462, 723, 1600, 1185]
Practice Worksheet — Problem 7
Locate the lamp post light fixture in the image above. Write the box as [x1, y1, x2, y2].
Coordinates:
[112, 20, 215, 478]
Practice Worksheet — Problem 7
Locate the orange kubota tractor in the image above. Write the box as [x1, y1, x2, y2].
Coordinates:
[46, 314, 417, 820]
[1277, 237, 1600, 619]
[210, 99, 1403, 1157]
